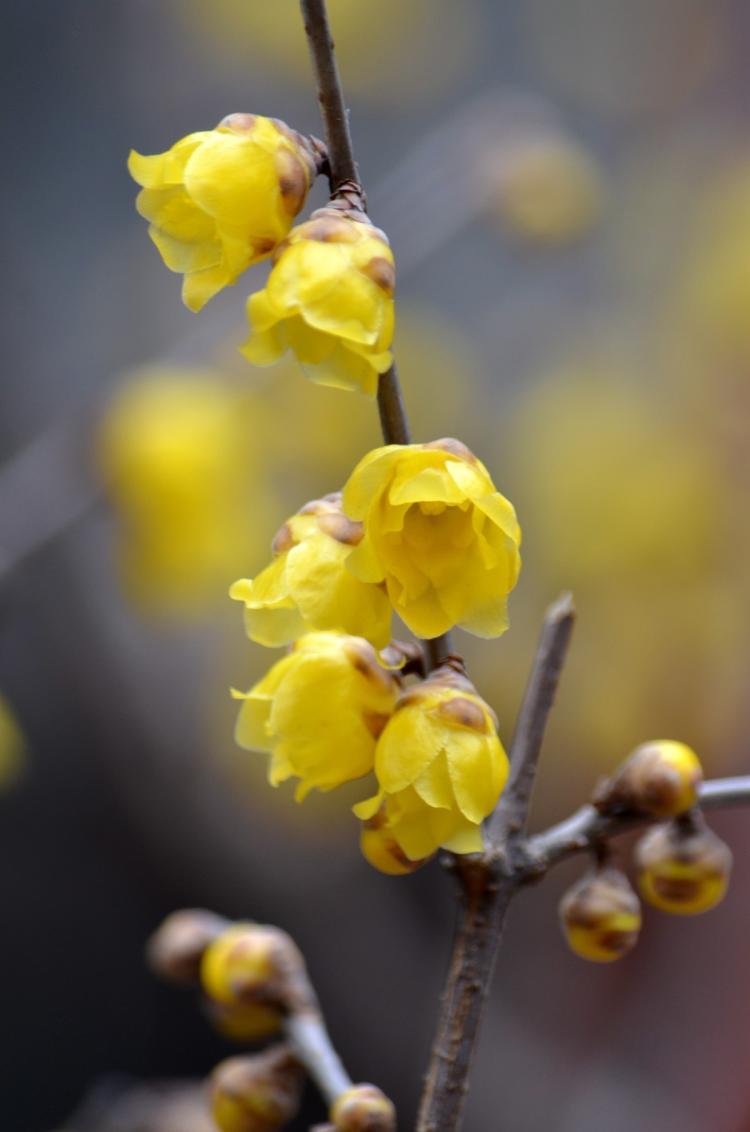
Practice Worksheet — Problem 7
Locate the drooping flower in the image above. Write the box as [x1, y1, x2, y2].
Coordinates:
[241, 207, 395, 397]
[233, 633, 399, 800]
[230, 493, 391, 648]
[355, 665, 509, 869]
[635, 819, 732, 915]
[343, 439, 521, 639]
[559, 867, 641, 963]
[128, 114, 320, 311]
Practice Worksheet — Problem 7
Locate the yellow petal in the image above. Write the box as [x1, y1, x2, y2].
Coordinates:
[182, 264, 234, 312]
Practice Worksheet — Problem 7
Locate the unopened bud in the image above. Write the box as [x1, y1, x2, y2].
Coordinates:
[635, 818, 732, 915]
[593, 740, 703, 819]
[331, 1084, 397, 1132]
[360, 812, 431, 876]
[559, 866, 641, 963]
[201, 922, 308, 1011]
[204, 997, 283, 1043]
[211, 1046, 304, 1132]
[146, 908, 228, 984]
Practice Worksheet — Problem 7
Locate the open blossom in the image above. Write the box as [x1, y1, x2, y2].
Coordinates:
[233, 633, 399, 801]
[343, 439, 521, 639]
[230, 493, 392, 648]
[241, 208, 395, 396]
[128, 114, 318, 312]
[355, 667, 509, 870]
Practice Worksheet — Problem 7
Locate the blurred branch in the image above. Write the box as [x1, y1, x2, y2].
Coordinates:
[299, 0, 453, 667]
[285, 1012, 352, 1106]
[416, 595, 575, 1132]
[0, 419, 100, 584]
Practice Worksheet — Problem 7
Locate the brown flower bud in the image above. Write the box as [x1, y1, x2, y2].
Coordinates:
[559, 866, 641, 963]
[330, 1084, 397, 1132]
[211, 1046, 304, 1132]
[200, 923, 313, 1012]
[635, 817, 732, 915]
[146, 909, 228, 984]
[593, 740, 703, 819]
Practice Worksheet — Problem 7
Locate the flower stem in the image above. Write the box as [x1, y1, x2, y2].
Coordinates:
[299, 0, 453, 665]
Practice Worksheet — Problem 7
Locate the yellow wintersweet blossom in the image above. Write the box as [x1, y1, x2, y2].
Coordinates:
[230, 493, 391, 648]
[98, 367, 269, 615]
[343, 439, 521, 639]
[0, 694, 25, 792]
[128, 114, 319, 311]
[241, 208, 395, 397]
[355, 667, 509, 869]
[233, 632, 400, 801]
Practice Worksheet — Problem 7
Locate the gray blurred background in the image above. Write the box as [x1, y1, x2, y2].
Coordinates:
[2, 2, 750, 1130]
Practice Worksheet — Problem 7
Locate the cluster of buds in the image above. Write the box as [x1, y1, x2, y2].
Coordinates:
[558, 741, 732, 962]
[147, 911, 397, 1132]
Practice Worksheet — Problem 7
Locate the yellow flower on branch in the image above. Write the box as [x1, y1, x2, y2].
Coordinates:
[241, 208, 395, 396]
[230, 493, 392, 648]
[355, 667, 509, 870]
[128, 114, 319, 311]
[343, 439, 521, 639]
[233, 632, 399, 800]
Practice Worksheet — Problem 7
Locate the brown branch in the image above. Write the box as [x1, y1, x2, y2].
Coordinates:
[521, 774, 750, 880]
[487, 592, 576, 851]
[299, 0, 454, 665]
[416, 595, 576, 1132]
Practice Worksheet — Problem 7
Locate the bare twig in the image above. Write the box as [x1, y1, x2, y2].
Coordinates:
[487, 592, 576, 851]
[285, 1011, 352, 1107]
[522, 774, 750, 880]
[299, 0, 453, 665]
[416, 595, 576, 1132]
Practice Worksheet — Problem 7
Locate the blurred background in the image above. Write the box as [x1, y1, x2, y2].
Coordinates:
[2, 1, 750, 1129]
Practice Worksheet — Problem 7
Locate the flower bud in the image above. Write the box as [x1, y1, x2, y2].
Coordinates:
[241, 208, 395, 397]
[593, 740, 703, 819]
[200, 922, 306, 1011]
[342, 440, 521, 640]
[635, 819, 732, 915]
[331, 1084, 396, 1132]
[559, 866, 641, 962]
[129, 115, 320, 311]
[204, 998, 283, 1043]
[146, 908, 229, 984]
[354, 668, 507, 867]
[211, 1046, 304, 1132]
[359, 809, 432, 876]
[230, 493, 391, 648]
[233, 632, 400, 800]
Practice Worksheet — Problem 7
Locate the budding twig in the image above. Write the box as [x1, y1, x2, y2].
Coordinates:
[522, 774, 750, 880]
[298, 0, 453, 667]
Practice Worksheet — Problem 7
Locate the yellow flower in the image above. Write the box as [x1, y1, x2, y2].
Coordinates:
[233, 633, 399, 800]
[98, 367, 269, 614]
[241, 208, 395, 397]
[128, 114, 319, 311]
[230, 493, 392, 648]
[354, 668, 509, 867]
[343, 439, 521, 639]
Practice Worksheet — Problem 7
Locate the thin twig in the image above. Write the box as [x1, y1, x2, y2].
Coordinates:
[416, 596, 576, 1132]
[299, 0, 454, 665]
[521, 774, 750, 880]
[487, 592, 576, 851]
[285, 1011, 352, 1107]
